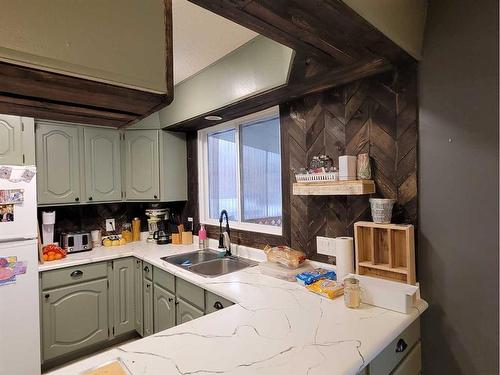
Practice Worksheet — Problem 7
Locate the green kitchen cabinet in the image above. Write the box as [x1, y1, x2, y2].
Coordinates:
[134, 259, 144, 336]
[176, 297, 204, 325]
[123, 130, 159, 201]
[0, 114, 23, 165]
[205, 291, 234, 314]
[84, 127, 122, 202]
[36, 121, 82, 204]
[143, 278, 154, 337]
[41, 278, 108, 361]
[112, 258, 135, 336]
[153, 284, 176, 333]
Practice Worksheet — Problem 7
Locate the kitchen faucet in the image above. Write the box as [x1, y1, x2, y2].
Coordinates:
[218, 209, 231, 256]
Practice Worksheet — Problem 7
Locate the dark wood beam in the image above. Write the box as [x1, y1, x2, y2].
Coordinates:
[0, 0, 173, 127]
[188, 0, 412, 65]
[167, 57, 391, 132]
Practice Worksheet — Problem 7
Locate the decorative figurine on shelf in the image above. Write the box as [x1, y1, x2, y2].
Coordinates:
[357, 153, 371, 180]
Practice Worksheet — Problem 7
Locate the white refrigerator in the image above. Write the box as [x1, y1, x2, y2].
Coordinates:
[0, 165, 41, 375]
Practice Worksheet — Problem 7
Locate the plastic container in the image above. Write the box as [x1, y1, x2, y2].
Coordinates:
[259, 261, 313, 282]
[121, 223, 133, 243]
[369, 198, 396, 223]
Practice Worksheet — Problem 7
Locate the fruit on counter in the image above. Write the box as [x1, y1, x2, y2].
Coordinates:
[42, 244, 66, 262]
[103, 239, 112, 247]
[112, 240, 120, 246]
[119, 238, 127, 245]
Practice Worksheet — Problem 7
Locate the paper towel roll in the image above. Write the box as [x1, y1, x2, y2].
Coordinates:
[334, 237, 354, 281]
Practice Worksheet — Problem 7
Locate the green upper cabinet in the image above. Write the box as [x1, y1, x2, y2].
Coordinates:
[124, 130, 159, 201]
[84, 127, 122, 202]
[36, 122, 81, 204]
[112, 258, 135, 337]
[0, 114, 23, 165]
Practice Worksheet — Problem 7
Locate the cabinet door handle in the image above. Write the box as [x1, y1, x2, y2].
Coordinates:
[146, 283, 150, 289]
[75, 197, 80, 202]
[168, 297, 174, 302]
[153, 195, 158, 199]
[214, 301, 224, 310]
[88, 197, 93, 201]
[395, 339, 408, 353]
[70, 270, 83, 278]
[44, 294, 50, 299]
[144, 266, 150, 273]
[175, 301, 179, 305]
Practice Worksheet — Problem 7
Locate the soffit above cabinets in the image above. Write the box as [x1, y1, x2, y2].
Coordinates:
[172, 0, 258, 85]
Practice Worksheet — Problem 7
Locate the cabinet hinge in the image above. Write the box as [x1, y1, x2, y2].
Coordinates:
[21, 121, 24, 132]
[112, 326, 115, 335]
[107, 280, 110, 289]
[22, 154, 25, 164]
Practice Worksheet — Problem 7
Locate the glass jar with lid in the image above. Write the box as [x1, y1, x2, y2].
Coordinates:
[121, 223, 133, 243]
[344, 277, 361, 308]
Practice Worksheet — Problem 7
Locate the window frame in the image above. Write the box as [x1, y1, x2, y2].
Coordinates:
[197, 106, 282, 236]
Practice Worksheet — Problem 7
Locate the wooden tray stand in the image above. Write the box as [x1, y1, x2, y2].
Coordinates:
[354, 221, 416, 285]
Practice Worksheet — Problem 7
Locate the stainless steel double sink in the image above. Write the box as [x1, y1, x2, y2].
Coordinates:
[161, 249, 258, 277]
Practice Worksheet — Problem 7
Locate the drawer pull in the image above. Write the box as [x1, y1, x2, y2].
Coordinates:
[144, 266, 150, 273]
[214, 301, 224, 310]
[70, 270, 83, 278]
[44, 294, 50, 299]
[168, 297, 174, 302]
[395, 338, 408, 353]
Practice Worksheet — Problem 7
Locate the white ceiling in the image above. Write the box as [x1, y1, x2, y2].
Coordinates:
[172, 0, 258, 85]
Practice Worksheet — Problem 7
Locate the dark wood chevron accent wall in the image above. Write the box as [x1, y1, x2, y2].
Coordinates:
[182, 65, 418, 259]
[283, 66, 417, 259]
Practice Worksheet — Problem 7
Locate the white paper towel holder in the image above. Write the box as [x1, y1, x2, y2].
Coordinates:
[316, 236, 354, 281]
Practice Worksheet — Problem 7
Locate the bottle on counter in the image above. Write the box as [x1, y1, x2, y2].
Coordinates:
[132, 217, 141, 241]
[198, 225, 208, 249]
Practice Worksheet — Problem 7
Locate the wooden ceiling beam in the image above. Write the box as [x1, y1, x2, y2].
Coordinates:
[167, 57, 391, 132]
[189, 0, 412, 65]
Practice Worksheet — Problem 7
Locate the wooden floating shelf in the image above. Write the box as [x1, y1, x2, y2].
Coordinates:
[354, 221, 416, 285]
[292, 180, 375, 196]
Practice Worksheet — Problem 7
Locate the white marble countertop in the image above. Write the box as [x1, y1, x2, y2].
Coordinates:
[43, 240, 427, 375]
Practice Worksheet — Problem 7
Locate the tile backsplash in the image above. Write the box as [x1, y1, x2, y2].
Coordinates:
[37, 202, 186, 242]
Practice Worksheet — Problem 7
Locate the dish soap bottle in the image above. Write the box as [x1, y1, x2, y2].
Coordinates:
[198, 225, 208, 249]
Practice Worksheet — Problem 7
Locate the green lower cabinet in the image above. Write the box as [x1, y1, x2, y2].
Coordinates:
[176, 298, 204, 325]
[112, 258, 135, 336]
[143, 278, 154, 337]
[41, 279, 108, 361]
[134, 259, 144, 336]
[153, 284, 176, 333]
[205, 291, 234, 314]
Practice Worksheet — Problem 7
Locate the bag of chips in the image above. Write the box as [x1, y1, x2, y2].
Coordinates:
[307, 279, 344, 299]
[296, 268, 336, 286]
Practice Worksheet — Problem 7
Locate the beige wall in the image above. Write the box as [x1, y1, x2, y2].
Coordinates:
[343, 0, 427, 59]
[0, 0, 167, 93]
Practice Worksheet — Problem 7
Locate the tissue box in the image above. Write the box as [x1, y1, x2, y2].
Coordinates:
[339, 155, 357, 180]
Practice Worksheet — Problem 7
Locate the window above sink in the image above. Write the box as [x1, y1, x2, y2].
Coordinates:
[197, 106, 282, 235]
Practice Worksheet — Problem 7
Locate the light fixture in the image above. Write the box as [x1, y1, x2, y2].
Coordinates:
[204, 115, 222, 121]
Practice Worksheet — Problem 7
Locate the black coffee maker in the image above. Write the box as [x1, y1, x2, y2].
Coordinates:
[153, 220, 170, 245]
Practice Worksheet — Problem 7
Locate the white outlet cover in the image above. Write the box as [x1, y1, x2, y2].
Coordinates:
[105, 219, 115, 232]
[317, 236, 336, 257]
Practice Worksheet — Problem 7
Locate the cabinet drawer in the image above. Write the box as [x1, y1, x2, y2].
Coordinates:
[143, 261, 153, 281]
[41, 262, 108, 290]
[391, 341, 421, 375]
[205, 291, 233, 314]
[153, 266, 175, 293]
[176, 277, 204, 310]
[370, 319, 420, 375]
